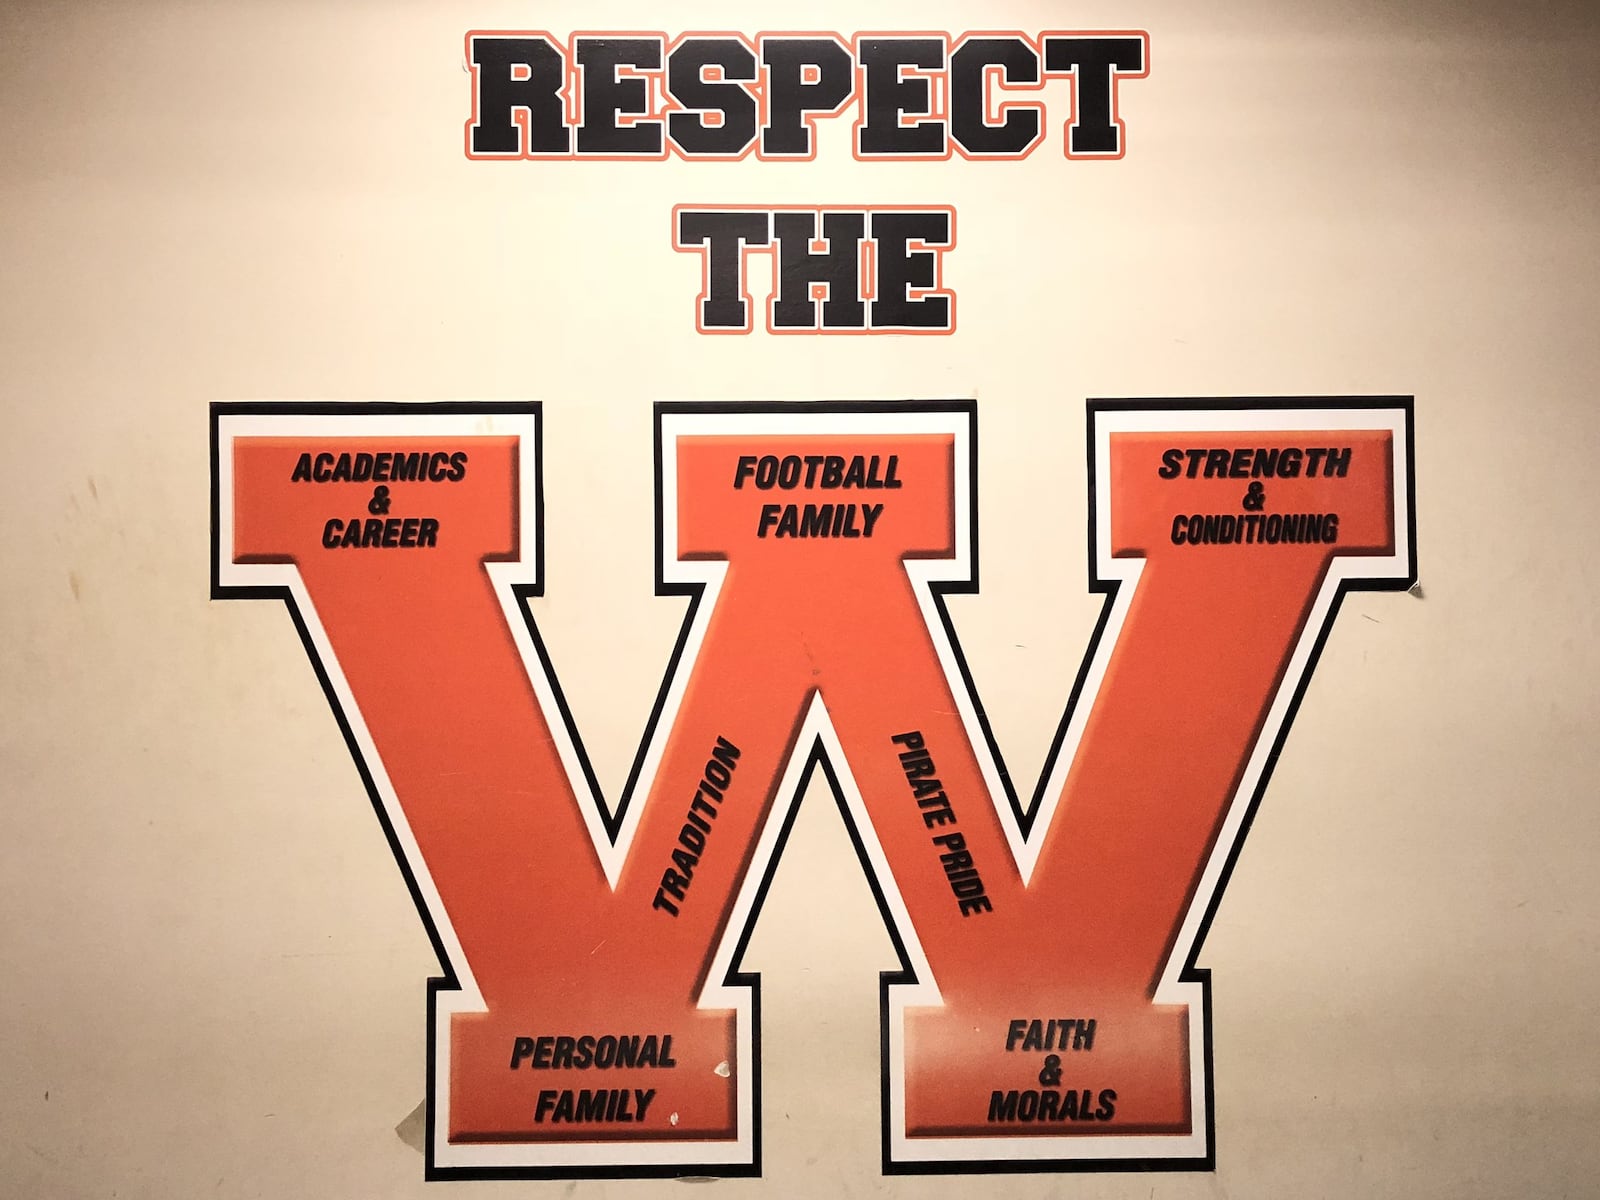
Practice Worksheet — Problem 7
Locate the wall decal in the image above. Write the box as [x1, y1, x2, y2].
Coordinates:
[211, 398, 1414, 1178]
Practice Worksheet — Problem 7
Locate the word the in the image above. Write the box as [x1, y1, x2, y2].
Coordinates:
[676, 207, 954, 333]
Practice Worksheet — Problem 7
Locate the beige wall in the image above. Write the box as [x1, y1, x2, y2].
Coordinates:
[3, 1, 1597, 1195]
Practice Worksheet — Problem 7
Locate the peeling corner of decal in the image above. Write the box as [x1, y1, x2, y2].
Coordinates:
[394, 1098, 426, 1154]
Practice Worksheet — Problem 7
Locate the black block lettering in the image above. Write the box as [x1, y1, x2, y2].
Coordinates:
[1042, 35, 1146, 156]
[576, 36, 665, 155]
[857, 37, 946, 157]
[772, 211, 866, 329]
[667, 37, 759, 156]
[468, 35, 570, 156]
[870, 210, 953, 329]
[677, 210, 772, 330]
[759, 37, 853, 157]
[950, 36, 1042, 156]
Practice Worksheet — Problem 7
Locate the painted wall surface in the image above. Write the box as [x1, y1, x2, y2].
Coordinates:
[2, 1, 1597, 1196]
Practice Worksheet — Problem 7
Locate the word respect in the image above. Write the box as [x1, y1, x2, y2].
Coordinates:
[467, 32, 1147, 161]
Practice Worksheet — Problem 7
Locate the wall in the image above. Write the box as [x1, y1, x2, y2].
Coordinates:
[2, 1, 1596, 1196]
